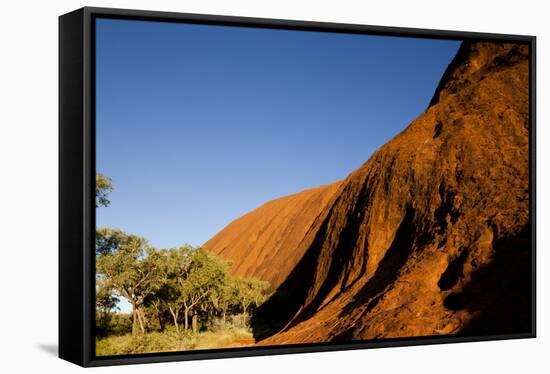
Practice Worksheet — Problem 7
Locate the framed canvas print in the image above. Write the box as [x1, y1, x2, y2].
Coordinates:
[59, 6, 536, 367]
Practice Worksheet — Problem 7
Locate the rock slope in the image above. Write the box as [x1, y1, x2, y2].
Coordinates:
[207, 41, 531, 344]
[204, 182, 342, 290]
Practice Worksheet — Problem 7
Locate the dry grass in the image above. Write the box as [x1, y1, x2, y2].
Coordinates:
[96, 325, 253, 356]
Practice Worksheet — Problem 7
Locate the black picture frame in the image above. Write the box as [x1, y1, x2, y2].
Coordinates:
[59, 6, 537, 367]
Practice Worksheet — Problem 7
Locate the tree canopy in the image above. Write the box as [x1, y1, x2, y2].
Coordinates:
[96, 173, 114, 207]
[95, 174, 271, 339]
[96, 229, 270, 336]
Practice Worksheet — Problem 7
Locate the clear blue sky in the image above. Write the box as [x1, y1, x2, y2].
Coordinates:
[96, 18, 460, 250]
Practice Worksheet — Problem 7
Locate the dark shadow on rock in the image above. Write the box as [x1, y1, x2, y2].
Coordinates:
[446, 226, 532, 336]
[293, 180, 375, 323]
[37, 343, 58, 357]
[252, 205, 418, 342]
[339, 206, 415, 318]
[251, 179, 381, 341]
[250, 215, 332, 341]
[438, 248, 469, 291]
[331, 206, 416, 341]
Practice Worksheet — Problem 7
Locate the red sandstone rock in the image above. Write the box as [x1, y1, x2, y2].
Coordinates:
[207, 41, 531, 344]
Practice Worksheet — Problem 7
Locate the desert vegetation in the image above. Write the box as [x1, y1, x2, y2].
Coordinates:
[95, 174, 270, 355]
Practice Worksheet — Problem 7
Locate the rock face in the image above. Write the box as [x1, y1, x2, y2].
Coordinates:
[207, 41, 532, 344]
[204, 182, 342, 290]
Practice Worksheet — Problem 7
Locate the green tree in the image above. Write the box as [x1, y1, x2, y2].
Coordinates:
[95, 278, 119, 334]
[210, 277, 237, 325]
[95, 227, 130, 256]
[180, 248, 229, 332]
[96, 228, 164, 335]
[155, 246, 234, 333]
[143, 294, 166, 332]
[96, 173, 114, 207]
[157, 246, 193, 333]
[234, 278, 270, 322]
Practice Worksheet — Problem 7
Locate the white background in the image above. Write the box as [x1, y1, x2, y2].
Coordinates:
[0, 0, 547, 372]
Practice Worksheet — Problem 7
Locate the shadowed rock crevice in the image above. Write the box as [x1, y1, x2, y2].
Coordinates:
[251, 178, 375, 339]
[433, 121, 443, 138]
[250, 213, 335, 340]
[438, 248, 469, 291]
[447, 227, 531, 336]
[338, 205, 416, 319]
[290, 180, 375, 324]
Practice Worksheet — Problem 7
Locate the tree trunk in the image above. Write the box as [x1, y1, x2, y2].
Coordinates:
[131, 302, 139, 336]
[192, 313, 198, 333]
[136, 307, 146, 334]
[242, 305, 249, 326]
[222, 308, 226, 324]
[184, 308, 189, 331]
[158, 312, 164, 332]
[152, 302, 164, 332]
[169, 307, 180, 333]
